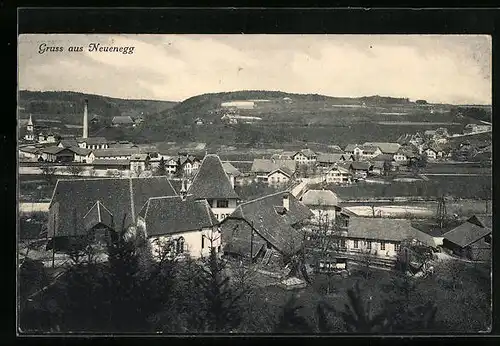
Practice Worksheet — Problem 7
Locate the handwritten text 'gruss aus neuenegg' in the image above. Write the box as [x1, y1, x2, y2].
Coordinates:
[38, 43, 135, 55]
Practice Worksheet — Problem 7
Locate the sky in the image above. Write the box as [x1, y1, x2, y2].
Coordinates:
[18, 34, 491, 105]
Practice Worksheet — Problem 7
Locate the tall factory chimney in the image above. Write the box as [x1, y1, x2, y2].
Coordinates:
[83, 99, 88, 139]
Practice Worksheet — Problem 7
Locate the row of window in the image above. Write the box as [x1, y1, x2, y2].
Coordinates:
[207, 199, 229, 208]
[352, 240, 400, 251]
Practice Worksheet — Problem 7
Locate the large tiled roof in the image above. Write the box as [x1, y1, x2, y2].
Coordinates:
[294, 149, 316, 158]
[58, 139, 79, 148]
[371, 153, 395, 162]
[251, 159, 296, 174]
[317, 153, 345, 164]
[93, 148, 140, 157]
[188, 154, 239, 199]
[361, 145, 380, 154]
[363, 142, 401, 154]
[301, 189, 339, 206]
[326, 165, 350, 174]
[443, 216, 492, 248]
[222, 162, 242, 177]
[138, 196, 218, 237]
[77, 137, 108, 145]
[222, 191, 313, 254]
[70, 147, 93, 156]
[48, 177, 178, 238]
[350, 161, 372, 171]
[344, 144, 360, 152]
[41, 146, 68, 154]
[347, 217, 421, 242]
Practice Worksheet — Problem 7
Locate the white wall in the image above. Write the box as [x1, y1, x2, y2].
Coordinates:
[268, 171, 290, 185]
[211, 198, 237, 221]
[345, 238, 399, 257]
[149, 227, 221, 259]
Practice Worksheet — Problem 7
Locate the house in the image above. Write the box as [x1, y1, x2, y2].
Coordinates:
[324, 165, 352, 184]
[187, 154, 239, 222]
[220, 191, 313, 262]
[222, 162, 242, 187]
[316, 153, 346, 168]
[37, 133, 57, 144]
[292, 149, 317, 165]
[393, 147, 417, 162]
[57, 139, 79, 149]
[130, 153, 150, 174]
[360, 145, 382, 159]
[46, 177, 179, 251]
[371, 153, 397, 174]
[77, 137, 109, 150]
[178, 155, 201, 177]
[363, 142, 401, 155]
[344, 144, 363, 157]
[165, 157, 179, 175]
[250, 158, 297, 183]
[92, 159, 131, 177]
[138, 195, 221, 259]
[464, 123, 491, 134]
[112, 116, 135, 127]
[91, 148, 140, 161]
[40, 146, 75, 163]
[340, 217, 428, 258]
[267, 168, 293, 186]
[19, 146, 41, 160]
[348, 161, 372, 179]
[300, 189, 341, 224]
[423, 147, 441, 161]
[71, 147, 93, 163]
[442, 215, 492, 261]
[270, 152, 295, 160]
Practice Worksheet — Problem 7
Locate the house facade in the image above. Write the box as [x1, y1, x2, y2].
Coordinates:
[324, 165, 352, 184]
[139, 196, 221, 260]
[77, 137, 109, 150]
[442, 215, 492, 261]
[292, 149, 317, 165]
[267, 168, 292, 186]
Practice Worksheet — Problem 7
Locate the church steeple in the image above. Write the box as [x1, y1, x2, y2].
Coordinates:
[27, 114, 33, 127]
[24, 114, 34, 141]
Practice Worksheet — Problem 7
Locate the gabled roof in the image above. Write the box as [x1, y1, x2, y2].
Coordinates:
[251, 159, 296, 174]
[41, 146, 68, 155]
[58, 139, 79, 148]
[268, 168, 292, 178]
[347, 217, 421, 242]
[83, 201, 114, 231]
[325, 164, 351, 174]
[361, 145, 380, 154]
[112, 116, 135, 124]
[71, 147, 93, 156]
[443, 217, 492, 248]
[130, 153, 149, 161]
[301, 190, 339, 207]
[363, 142, 401, 154]
[222, 191, 313, 254]
[77, 137, 108, 145]
[222, 162, 242, 177]
[188, 154, 239, 200]
[93, 148, 140, 157]
[317, 153, 344, 164]
[138, 196, 218, 237]
[372, 153, 395, 162]
[19, 146, 40, 154]
[48, 177, 178, 238]
[293, 149, 316, 158]
[92, 159, 130, 166]
[344, 144, 361, 152]
[350, 161, 372, 171]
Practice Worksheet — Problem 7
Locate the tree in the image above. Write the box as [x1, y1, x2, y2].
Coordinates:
[65, 165, 84, 177]
[340, 282, 390, 333]
[274, 294, 314, 333]
[156, 157, 166, 176]
[194, 247, 248, 332]
[41, 164, 57, 184]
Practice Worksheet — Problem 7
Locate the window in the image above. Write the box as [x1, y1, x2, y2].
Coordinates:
[201, 235, 205, 249]
[177, 237, 185, 253]
[340, 239, 346, 248]
[395, 243, 401, 252]
[380, 242, 386, 251]
[354, 240, 359, 249]
[207, 199, 214, 207]
[366, 241, 372, 250]
[217, 200, 229, 208]
[214, 214, 218, 220]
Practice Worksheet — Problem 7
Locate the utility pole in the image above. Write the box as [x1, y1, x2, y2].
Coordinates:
[436, 195, 447, 229]
[250, 221, 254, 263]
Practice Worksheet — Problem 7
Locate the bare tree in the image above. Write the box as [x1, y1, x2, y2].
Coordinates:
[65, 165, 84, 177]
[41, 164, 57, 185]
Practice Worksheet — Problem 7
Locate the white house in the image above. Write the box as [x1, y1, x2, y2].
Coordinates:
[267, 168, 292, 186]
[139, 196, 222, 260]
[72, 147, 93, 163]
[292, 149, 317, 165]
[360, 145, 382, 159]
[130, 153, 150, 175]
[300, 189, 340, 225]
[187, 154, 240, 222]
[77, 137, 109, 150]
[324, 165, 352, 184]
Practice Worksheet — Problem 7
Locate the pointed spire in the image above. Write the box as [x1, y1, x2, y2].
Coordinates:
[28, 114, 33, 126]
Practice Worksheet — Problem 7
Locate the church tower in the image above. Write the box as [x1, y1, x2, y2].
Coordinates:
[24, 114, 34, 141]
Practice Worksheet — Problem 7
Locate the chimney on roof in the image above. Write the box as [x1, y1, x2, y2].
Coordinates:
[83, 99, 88, 139]
[228, 173, 235, 189]
[283, 193, 290, 211]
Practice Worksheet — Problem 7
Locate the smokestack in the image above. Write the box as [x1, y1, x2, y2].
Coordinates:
[282, 193, 289, 211]
[83, 99, 88, 139]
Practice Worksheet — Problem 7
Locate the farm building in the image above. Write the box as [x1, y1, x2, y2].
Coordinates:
[323, 165, 352, 184]
[267, 168, 293, 186]
[112, 116, 135, 127]
[77, 137, 109, 150]
[251, 158, 297, 183]
[292, 149, 317, 164]
[442, 215, 492, 261]
[138, 195, 221, 260]
[300, 189, 341, 225]
[220, 191, 313, 263]
[363, 142, 401, 155]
